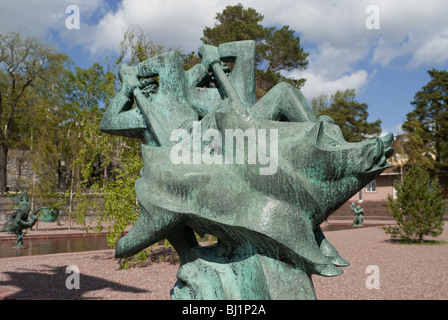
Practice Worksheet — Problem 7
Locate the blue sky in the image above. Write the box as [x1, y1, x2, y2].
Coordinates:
[1, 0, 447, 137]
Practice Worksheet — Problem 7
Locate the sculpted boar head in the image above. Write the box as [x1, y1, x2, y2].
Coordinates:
[291, 115, 394, 224]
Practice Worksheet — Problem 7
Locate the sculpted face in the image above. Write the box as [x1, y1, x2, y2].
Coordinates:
[291, 115, 394, 222]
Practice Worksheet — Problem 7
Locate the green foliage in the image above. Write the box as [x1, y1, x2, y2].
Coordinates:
[178, 50, 202, 71]
[259, 25, 308, 73]
[402, 68, 448, 177]
[399, 119, 435, 171]
[311, 89, 382, 142]
[83, 138, 154, 268]
[201, 3, 308, 98]
[115, 25, 164, 67]
[71, 27, 169, 265]
[71, 101, 152, 264]
[88, 140, 142, 245]
[385, 163, 446, 243]
[256, 69, 306, 98]
[31, 63, 112, 195]
[29, 63, 116, 225]
[202, 3, 266, 46]
[0, 31, 69, 192]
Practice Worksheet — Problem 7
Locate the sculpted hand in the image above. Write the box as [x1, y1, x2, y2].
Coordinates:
[198, 44, 221, 71]
[118, 63, 139, 96]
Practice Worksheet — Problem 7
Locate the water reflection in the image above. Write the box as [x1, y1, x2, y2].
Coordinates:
[0, 224, 386, 258]
[321, 223, 384, 231]
[0, 236, 110, 258]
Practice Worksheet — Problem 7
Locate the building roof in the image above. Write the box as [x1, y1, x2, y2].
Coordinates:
[380, 165, 401, 176]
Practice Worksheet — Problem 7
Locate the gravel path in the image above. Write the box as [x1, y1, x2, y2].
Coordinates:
[313, 221, 448, 300]
[1, 221, 447, 300]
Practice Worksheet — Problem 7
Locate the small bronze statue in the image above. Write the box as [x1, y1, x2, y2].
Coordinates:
[350, 202, 365, 227]
[0, 191, 41, 248]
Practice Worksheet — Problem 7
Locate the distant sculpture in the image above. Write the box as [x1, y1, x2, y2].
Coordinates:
[350, 202, 365, 227]
[99, 40, 394, 299]
[0, 192, 41, 248]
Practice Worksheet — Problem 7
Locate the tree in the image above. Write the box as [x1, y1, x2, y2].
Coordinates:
[201, 3, 308, 98]
[71, 26, 166, 264]
[65, 63, 123, 227]
[398, 119, 434, 172]
[27, 66, 74, 206]
[402, 69, 448, 178]
[0, 31, 68, 192]
[385, 163, 446, 243]
[202, 4, 266, 47]
[111, 25, 165, 72]
[311, 89, 382, 142]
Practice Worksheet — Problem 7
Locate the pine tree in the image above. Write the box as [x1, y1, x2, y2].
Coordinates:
[385, 163, 446, 243]
[402, 69, 448, 178]
[201, 3, 308, 98]
[311, 89, 382, 142]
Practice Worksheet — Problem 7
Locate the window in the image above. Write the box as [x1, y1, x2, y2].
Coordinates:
[366, 180, 376, 192]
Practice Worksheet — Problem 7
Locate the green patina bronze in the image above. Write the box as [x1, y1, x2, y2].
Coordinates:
[99, 40, 394, 299]
[0, 192, 41, 248]
[39, 208, 60, 223]
[350, 202, 365, 227]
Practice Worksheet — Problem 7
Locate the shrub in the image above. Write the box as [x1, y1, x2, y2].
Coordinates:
[385, 163, 446, 243]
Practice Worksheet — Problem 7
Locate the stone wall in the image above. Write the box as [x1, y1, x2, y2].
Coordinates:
[6, 149, 37, 192]
[0, 197, 15, 224]
[6, 148, 71, 193]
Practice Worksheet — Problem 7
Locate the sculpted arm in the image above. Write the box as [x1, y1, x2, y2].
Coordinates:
[99, 64, 156, 145]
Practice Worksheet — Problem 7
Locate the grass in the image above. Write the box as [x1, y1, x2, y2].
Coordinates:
[387, 238, 448, 245]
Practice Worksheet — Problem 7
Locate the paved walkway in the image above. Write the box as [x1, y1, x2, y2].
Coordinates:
[0, 219, 404, 300]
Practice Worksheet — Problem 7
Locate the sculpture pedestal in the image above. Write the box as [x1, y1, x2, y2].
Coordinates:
[171, 243, 316, 300]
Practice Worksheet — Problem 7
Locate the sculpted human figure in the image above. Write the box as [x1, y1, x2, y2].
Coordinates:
[350, 202, 365, 226]
[0, 192, 40, 248]
[99, 40, 394, 299]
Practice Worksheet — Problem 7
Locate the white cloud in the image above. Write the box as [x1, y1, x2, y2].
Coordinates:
[381, 123, 404, 137]
[290, 69, 369, 101]
[0, 0, 105, 40]
[64, 0, 237, 57]
[2, 0, 448, 82]
[237, 0, 377, 100]
[369, 0, 448, 68]
[3, 0, 447, 138]
[407, 30, 448, 68]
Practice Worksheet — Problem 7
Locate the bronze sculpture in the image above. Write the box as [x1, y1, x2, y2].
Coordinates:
[0, 192, 41, 248]
[99, 40, 394, 299]
[350, 202, 365, 226]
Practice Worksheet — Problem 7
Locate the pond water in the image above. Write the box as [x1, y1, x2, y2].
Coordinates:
[0, 224, 386, 259]
[0, 235, 111, 258]
[321, 223, 385, 231]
